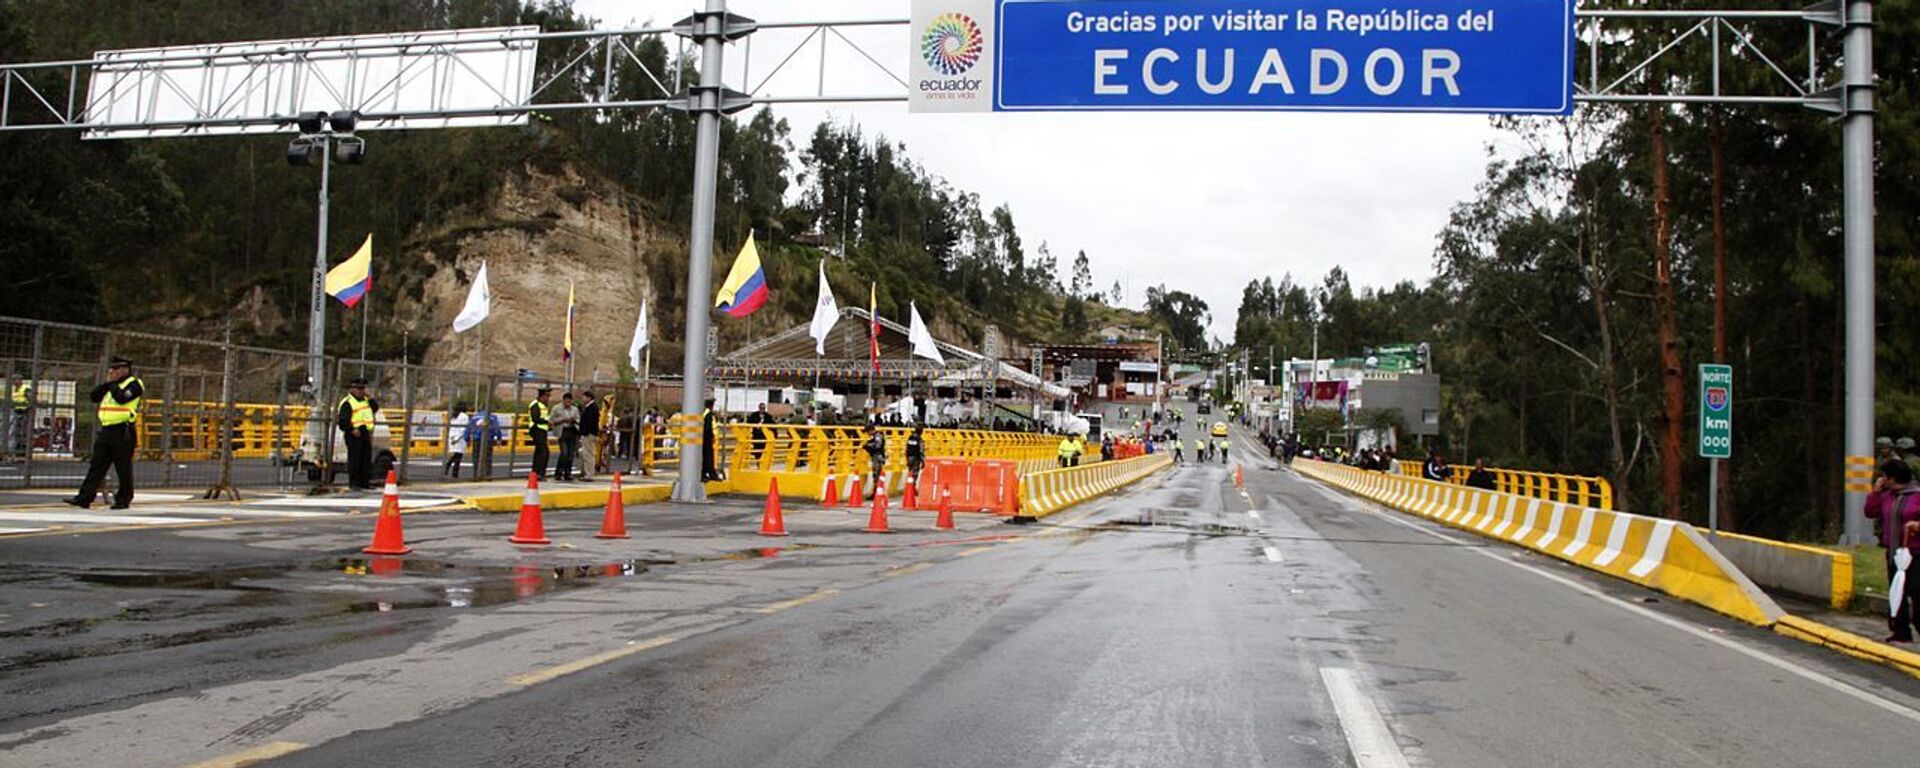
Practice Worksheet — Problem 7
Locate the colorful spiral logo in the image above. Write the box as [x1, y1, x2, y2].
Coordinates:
[921, 13, 983, 76]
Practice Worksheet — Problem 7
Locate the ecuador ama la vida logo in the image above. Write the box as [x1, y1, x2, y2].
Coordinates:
[917, 11, 986, 103]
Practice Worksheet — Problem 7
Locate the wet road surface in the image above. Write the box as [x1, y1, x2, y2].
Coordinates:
[1, 432, 1917, 767]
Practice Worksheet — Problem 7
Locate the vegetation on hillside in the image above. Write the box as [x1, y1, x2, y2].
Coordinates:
[1231, 6, 1920, 540]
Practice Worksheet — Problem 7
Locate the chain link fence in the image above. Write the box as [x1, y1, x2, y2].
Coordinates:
[0, 315, 667, 494]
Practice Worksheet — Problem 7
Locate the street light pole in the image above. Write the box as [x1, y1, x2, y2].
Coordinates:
[306, 135, 332, 405]
[1840, 0, 1876, 545]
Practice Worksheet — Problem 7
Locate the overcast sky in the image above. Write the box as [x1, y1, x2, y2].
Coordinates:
[572, 0, 1508, 344]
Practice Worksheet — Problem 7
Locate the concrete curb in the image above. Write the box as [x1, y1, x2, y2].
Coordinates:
[1015, 454, 1173, 521]
[459, 481, 707, 513]
[1775, 615, 1920, 679]
[1296, 459, 1785, 626]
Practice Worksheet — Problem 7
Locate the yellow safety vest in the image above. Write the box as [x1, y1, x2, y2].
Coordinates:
[10, 382, 28, 409]
[1058, 438, 1076, 458]
[1194, 438, 1205, 450]
[99, 376, 143, 426]
[529, 401, 550, 431]
[339, 393, 374, 430]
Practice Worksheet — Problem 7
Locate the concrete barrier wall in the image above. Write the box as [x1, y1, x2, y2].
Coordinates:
[1018, 454, 1173, 520]
[1296, 459, 1785, 626]
[1705, 531, 1854, 609]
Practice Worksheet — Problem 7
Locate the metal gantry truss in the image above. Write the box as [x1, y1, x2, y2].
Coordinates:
[0, 6, 1859, 135]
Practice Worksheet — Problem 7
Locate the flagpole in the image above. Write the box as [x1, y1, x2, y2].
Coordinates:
[359, 290, 369, 377]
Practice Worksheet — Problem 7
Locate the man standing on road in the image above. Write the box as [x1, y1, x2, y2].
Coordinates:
[701, 398, 721, 482]
[527, 388, 553, 481]
[577, 390, 600, 481]
[8, 374, 29, 455]
[863, 424, 888, 496]
[1865, 459, 1920, 643]
[551, 393, 581, 481]
[905, 424, 926, 487]
[65, 357, 142, 509]
[335, 378, 379, 491]
[444, 403, 469, 479]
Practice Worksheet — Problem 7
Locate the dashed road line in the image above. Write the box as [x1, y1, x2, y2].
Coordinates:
[886, 562, 933, 579]
[1263, 546, 1284, 563]
[753, 588, 840, 615]
[182, 741, 308, 768]
[1321, 667, 1413, 768]
[507, 635, 680, 687]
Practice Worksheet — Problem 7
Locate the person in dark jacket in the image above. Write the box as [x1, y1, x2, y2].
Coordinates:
[862, 425, 887, 495]
[701, 398, 721, 481]
[1465, 458, 1497, 490]
[1422, 451, 1451, 482]
[905, 425, 926, 486]
[577, 390, 601, 481]
[1865, 459, 1920, 643]
[66, 357, 144, 508]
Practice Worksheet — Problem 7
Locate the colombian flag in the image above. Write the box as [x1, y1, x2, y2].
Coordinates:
[562, 282, 576, 362]
[324, 234, 373, 308]
[714, 233, 769, 318]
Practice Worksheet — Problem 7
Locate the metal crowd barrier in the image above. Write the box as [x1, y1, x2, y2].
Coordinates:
[1393, 459, 1615, 511]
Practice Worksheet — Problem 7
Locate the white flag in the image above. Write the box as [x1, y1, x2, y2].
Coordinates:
[908, 301, 945, 365]
[628, 300, 649, 370]
[452, 261, 491, 333]
[808, 259, 839, 355]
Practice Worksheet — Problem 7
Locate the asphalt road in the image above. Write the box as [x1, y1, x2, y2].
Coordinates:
[2, 423, 1917, 767]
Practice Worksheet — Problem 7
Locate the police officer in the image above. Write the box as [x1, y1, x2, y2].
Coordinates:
[1058, 433, 1077, 468]
[862, 424, 888, 495]
[66, 357, 142, 509]
[527, 387, 553, 480]
[905, 425, 926, 486]
[337, 378, 379, 490]
[8, 374, 29, 454]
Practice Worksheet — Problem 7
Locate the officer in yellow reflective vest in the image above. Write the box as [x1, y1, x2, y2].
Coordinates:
[527, 387, 553, 480]
[8, 376, 29, 454]
[336, 378, 381, 490]
[65, 357, 143, 509]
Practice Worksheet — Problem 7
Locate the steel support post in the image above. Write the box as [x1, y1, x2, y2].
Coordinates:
[307, 137, 331, 412]
[672, 0, 753, 503]
[1841, 0, 1876, 545]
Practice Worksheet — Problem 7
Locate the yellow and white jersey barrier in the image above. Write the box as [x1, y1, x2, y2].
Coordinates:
[1018, 454, 1173, 520]
[1296, 459, 1785, 626]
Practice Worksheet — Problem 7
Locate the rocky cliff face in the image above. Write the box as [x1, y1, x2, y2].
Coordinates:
[414, 164, 675, 384]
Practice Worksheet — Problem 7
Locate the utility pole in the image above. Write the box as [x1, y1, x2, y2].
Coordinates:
[672, 0, 751, 503]
[1840, 0, 1876, 544]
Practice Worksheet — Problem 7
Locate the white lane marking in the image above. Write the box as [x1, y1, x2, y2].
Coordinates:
[0, 526, 44, 534]
[1320, 667, 1413, 768]
[1263, 546, 1284, 563]
[246, 496, 458, 509]
[1248, 510, 1262, 520]
[1300, 481, 1920, 725]
[0, 511, 185, 525]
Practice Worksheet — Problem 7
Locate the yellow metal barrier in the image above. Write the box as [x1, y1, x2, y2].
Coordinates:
[1394, 459, 1614, 510]
[716, 423, 1059, 499]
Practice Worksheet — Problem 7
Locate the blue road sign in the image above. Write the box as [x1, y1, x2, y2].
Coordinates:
[990, 0, 1574, 114]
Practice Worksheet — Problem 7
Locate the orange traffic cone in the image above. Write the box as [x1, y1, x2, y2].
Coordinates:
[845, 473, 865, 506]
[596, 473, 629, 539]
[509, 473, 552, 545]
[760, 477, 789, 537]
[863, 487, 892, 533]
[362, 470, 412, 555]
[1235, 465, 1244, 489]
[934, 486, 955, 530]
[821, 473, 841, 507]
[904, 473, 919, 509]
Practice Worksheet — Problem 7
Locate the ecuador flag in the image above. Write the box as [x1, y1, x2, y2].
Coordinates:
[324, 234, 373, 308]
[714, 233, 769, 318]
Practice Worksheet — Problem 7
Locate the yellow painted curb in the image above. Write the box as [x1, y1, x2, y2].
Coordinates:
[460, 480, 693, 513]
[1775, 615, 1920, 679]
